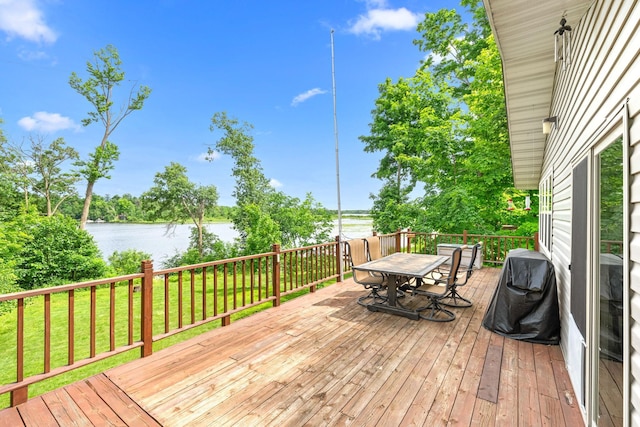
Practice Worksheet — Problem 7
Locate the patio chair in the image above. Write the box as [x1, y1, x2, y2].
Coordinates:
[346, 238, 386, 306]
[412, 246, 463, 322]
[364, 235, 383, 261]
[365, 235, 410, 295]
[437, 242, 482, 307]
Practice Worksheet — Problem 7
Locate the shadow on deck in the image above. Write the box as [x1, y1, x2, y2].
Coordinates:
[0, 267, 584, 426]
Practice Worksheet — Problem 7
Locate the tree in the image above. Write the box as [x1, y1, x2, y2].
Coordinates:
[362, 1, 521, 234]
[141, 162, 219, 257]
[70, 44, 151, 229]
[0, 119, 24, 219]
[8, 136, 80, 216]
[209, 112, 332, 253]
[209, 111, 272, 242]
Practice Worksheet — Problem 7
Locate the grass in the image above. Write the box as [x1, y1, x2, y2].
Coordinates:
[0, 269, 334, 409]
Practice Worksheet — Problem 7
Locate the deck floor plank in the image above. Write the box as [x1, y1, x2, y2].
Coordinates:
[0, 267, 586, 426]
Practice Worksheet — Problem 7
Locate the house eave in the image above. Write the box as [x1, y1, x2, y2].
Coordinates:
[482, 0, 594, 189]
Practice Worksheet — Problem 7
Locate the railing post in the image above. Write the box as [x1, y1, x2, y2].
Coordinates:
[534, 232, 540, 251]
[141, 260, 154, 357]
[463, 230, 468, 244]
[336, 236, 343, 283]
[395, 228, 402, 253]
[11, 298, 27, 406]
[272, 244, 281, 307]
[406, 228, 412, 253]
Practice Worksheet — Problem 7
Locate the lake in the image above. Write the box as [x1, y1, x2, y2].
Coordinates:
[86, 217, 374, 265]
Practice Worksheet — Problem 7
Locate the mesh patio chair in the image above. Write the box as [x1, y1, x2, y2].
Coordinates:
[346, 238, 387, 306]
[412, 246, 463, 322]
[364, 235, 383, 261]
[437, 242, 482, 307]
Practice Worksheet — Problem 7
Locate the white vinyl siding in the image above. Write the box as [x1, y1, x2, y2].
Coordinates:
[538, 1, 640, 423]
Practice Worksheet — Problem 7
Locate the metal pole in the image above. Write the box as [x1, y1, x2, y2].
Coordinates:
[330, 29, 343, 281]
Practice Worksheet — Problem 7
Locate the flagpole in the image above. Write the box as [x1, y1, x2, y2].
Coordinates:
[330, 29, 343, 281]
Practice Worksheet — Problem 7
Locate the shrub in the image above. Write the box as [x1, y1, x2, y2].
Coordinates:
[108, 249, 152, 275]
[15, 215, 108, 289]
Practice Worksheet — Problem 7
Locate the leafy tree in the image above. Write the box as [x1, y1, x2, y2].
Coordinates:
[0, 119, 24, 219]
[141, 162, 219, 256]
[209, 112, 272, 242]
[14, 214, 107, 289]
[6, 136, 80, 216]
[362, 1, 524, 234]
[209, 112, 332, 253]
[70, 44, 151, 229]
[88, 194, 117, 221]
[266, 192, 332, 248]
[0, 215, 23, 311]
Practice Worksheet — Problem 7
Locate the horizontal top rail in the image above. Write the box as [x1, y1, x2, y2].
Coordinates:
[0, 272, 145, 302]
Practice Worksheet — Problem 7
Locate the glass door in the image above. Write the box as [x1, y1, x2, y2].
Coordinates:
[595, 137, 623, 426]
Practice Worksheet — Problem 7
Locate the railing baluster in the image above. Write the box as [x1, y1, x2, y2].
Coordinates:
[44, 294, 50, 373]
[223, 264, 228, 313]
[213, 267, 218, 317]
[110, 282, 116, 351]
[202, 266, 207, 320]
[190, 269, 195, 325]
[128, 279, 134, 346]
[68, 290, 74, 364]
[242, 260, 246, 307]
[164, 274, 170, 333]
[17, 298, 24, 382]
[250, 259, 255, 304]
[233, 261, 238, 310]
[178, 270, 183, 329]
[90, 286, 96, 358]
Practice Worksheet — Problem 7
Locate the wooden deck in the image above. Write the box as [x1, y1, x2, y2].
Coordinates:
[0, 267, 585, 426]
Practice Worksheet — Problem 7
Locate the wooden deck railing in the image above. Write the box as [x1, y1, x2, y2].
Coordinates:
[0, 230, 536, 408]
[404, 230, 538, 266]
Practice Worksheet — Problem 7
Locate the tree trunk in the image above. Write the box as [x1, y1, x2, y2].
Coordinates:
[79, 180, 95, 230]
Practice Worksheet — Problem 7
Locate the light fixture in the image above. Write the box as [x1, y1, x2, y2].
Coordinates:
[542, 116, 558, 134]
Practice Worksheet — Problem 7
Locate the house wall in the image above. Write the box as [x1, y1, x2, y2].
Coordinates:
[541, 0, 640, 423]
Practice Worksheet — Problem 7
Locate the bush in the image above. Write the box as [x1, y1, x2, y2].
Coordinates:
[15, 215, 108, 289]
[108, 249, 152, 275]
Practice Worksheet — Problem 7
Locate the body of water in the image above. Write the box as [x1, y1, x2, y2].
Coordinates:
[86, 217, 373, 265]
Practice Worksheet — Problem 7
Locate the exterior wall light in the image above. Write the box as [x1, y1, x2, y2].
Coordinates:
[542, 116, 558, 134]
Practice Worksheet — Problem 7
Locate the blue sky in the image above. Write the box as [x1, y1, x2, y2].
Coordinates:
[0, 0, 459, 210]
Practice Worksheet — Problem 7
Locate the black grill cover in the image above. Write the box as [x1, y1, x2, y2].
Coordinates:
[482, 249, 560, 344]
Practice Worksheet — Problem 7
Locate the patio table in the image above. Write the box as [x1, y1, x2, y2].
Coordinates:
[352, 252, 449, 320]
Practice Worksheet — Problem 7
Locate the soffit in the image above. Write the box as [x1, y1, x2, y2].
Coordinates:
[482, 0, 594, 189]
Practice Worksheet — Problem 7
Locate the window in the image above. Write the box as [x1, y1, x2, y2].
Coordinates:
[539, 173, 553, 253]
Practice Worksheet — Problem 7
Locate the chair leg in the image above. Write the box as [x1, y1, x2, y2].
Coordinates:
[357, 287, 387, 306]
[416, 297, 456, 322]
[438, 287, 472, 307]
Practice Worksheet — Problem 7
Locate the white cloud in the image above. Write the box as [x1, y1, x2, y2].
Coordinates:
[269, 178, 283, 188]
[348, 6, 420, 39]
[291, 88, 327, 106]
[18, 48, 51, 62]
[18, 112, 80, 132]
[0, 0, 58, 43]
